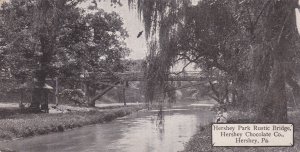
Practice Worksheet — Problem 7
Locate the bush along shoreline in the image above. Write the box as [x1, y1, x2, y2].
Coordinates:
[0, 106, 142, 141]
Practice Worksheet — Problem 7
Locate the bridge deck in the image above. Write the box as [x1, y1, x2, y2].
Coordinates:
[0, 72, 208, 82]
[97, 72, 207, 81]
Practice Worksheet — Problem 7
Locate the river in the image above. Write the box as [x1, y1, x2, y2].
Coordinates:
[0, 106, 214, 152]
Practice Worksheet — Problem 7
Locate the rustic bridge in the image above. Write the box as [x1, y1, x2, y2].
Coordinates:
[0, 71, 206, 82]
[87, 71, 211, 105]
[0, 71, 211, 108]
[95, 71, 207, 82]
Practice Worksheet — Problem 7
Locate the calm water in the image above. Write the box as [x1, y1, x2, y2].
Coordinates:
[0, 107, 213, 152]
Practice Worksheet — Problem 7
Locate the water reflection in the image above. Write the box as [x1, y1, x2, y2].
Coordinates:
[0, 108, 213, 152]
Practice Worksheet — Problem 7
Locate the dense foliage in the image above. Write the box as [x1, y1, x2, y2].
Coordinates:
[0, 0, 130, 108]
[130, 0, 300, 122]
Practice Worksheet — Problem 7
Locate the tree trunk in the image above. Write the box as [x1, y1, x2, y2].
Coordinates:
[30, 0, 56, 110]
[88, 82, 119, 107]
[55, 77, 59, 105]
[122, 81, 126, 106]
[286, 70, 300, 104]
[257, 60, 287, 122]
[255, 0, 298, 123]
[30, 88, 42, 109]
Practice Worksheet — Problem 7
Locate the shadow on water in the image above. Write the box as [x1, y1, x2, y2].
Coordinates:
[0, 106, 213, 152]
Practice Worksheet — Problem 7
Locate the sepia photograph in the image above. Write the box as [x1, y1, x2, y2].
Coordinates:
[0, 0, 299, 151]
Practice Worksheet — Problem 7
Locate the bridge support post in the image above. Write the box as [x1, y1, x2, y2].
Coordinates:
[122, 81, 127, 106]
[55, 77, 59, 105]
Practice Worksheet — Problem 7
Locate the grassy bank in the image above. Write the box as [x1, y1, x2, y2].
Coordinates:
[182, 110, 300, 152]
[0, 106, 141, 141]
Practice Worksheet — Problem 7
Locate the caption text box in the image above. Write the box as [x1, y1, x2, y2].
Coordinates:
[212, 124, 293, 147]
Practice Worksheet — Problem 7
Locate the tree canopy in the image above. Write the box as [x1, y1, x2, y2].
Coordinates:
[129, 0, 300, 122]
[0, 0, 130, 108]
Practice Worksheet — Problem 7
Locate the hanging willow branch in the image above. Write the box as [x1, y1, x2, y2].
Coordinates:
[128, 0, 191, 104]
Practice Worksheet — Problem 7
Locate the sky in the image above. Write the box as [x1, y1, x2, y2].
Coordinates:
[296, 8, 300, 33]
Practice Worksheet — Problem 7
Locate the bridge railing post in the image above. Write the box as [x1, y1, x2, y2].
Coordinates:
[122, 81, 127, 106]
[55, 77, 59, 105]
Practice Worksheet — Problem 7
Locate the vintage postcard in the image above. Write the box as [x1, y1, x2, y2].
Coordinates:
[0, 0, 299, 152]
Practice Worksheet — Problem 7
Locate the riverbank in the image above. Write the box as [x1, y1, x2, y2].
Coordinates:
[182, 109, 300, 152]
[0, 105, 142, 141]
[1, 106, 213, 152]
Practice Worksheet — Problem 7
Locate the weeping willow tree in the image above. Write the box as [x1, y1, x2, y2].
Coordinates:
[129, 0, 300, 123]
[128, 0, 191, 108]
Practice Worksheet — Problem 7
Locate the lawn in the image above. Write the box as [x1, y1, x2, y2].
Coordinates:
[0, 105, 142, 141]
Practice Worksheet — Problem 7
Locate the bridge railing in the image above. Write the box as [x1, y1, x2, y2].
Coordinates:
[95, 71, 207, 81]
